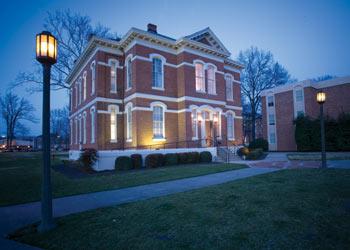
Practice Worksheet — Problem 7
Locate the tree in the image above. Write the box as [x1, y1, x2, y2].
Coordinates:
[238, 47, 295, 141]
[312, 75, 337, 82]
[14, 9, 117, 91]
[50, 106, 70, 149]
[0, 92, 37, 148]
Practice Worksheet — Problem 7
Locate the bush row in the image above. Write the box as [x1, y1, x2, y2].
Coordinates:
[114, 151, 212, 170]
[237, 147, 264, 160]
[294, 113, 350, 151]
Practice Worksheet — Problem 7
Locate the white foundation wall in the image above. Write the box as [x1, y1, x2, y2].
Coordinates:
[69, 147, 217, 171]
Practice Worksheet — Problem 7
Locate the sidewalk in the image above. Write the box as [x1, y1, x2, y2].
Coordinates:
[0, 167, 278, 249]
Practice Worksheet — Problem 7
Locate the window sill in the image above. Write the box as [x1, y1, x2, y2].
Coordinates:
[228, 138, 235, 141]
[227, 99, 234, 102]
[126, 138, 132, 143]
[110, 140, 118, 143]
[192, 137, 198, 141]
[110, 91, 117, 94]
[125, 87, 132, 92]
[152, 87, 165, 91]
[196, 90, 206, 94]
[153, 137, 166, 142]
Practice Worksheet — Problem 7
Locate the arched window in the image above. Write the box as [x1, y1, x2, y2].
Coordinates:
[207, 65, 216, 94]
[227, 112, 235, 140]
[110, 106, 117, 142]
[70, 89, 73, 111]
[225, 75, 233, 101]
[90, 107, 95, 143]
[153, 105, 164, 139]
[83, 71, 87, 100]
[83, 112, 87, 144]
[195, 62, 205, 92]
[152, 57, 164, 89]
[191, 109, 198, 139]
[75, 117, 78, 144]
[126, 56, 132, 89]
[126, 103, 133, 141]
[90, 61, 96, 95]
[75, 85, 78, 107]
[70, 120, 73, 145]
[79, 115, 82, 144]
[110, 60, 117, 93]
[78, 78, 82, 104]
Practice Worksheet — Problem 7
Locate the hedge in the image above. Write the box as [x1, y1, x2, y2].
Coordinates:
[249, 138, 268, 151]
[294, 113, 350, 151]
[246, 148, 264, 160]
[164, 153, 178, 166]
[199, 151, 212, 163]
[115, 156, 133, 170]
[145, 153, 164, 168]
[130, 154, 142, 169]
[79, 148, 98, 172]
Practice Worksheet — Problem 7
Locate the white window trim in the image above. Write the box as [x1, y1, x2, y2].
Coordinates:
[226, 110, 235, 141]
[74, 117, 78, 144]
[70, 120, 73, 145]
[75, 85, 78, 107]
[225, 73, 234, 101]
[90, 61, 96, 95]
[293, 86, 305, 118]
[265, 92, 278, 149]
[125, 102, 133, 142]
[151, 101, 166, 140]
[191, 107, 198, 140]
[194, 59, 206, 93]
[108, 59, 119, 94]
[78, 114, 82, 145]
[205, 63, 217, 95]
[125, 54, 133, 91]
[108, 105, 118, 143]
[90, 106, 96, 143]
[150, 53, 166, 90]
[83, 71, 87, 101]
[83, 112, 87, 144]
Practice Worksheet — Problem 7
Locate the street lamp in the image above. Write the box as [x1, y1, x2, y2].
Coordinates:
[36, 31, 57, 232]
[316, 90, 327, 168]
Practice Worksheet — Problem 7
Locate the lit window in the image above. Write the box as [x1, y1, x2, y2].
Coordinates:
[90, 108, 95, 143]
[110, 106, 117, 142]
[153, 106, 164, 139]
[110, 61, 117, 93]
[267, 96, 274, 107]
[225, 75, 233, 100]
[207, 65, 216, 94]
[91, 62, 96, 95]
[227, 113, 234, 139]
[295, 89, 303, 102]
[126, 104, 132, 140]
[83, 72, 87, 101]
[195, 63, 205, 92]
[270, 133, 276, 144]
[127, 58, 132, 89]
[269, 114, 275, 125]
[214, 111, 221, 138]
[191, 109, 198, 138]
[79, 116, 82, 144]
[152, 58, 163, 88]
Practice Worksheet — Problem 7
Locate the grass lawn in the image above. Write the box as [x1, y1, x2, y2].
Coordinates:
[11, 168, 350, 249]
[287, 152, 350, 161]
[0, 152, 246, 206]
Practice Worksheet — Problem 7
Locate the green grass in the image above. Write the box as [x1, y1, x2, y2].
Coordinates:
[287, 152, 350, 161]
[0, 152, 246, 206]
[11, 168, 350, 249]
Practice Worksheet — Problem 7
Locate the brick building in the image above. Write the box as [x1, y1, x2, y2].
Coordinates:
[68, 24, 244, 169]
[261, 76, 350, 151]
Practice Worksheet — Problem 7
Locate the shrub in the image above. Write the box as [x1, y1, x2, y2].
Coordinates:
[249, 138, 268, 151]
[79, 148, 98, 171]
[164, 153, 178, 166]
[190, 152, 200, 163]
[115, 156, 133, 170]
[237, 147, 250, 157]
[145, 153, 164, 168]
[177, 152, 189, 164]
[246, 148, 264, 160]
[199, 151, 212, 163]
[130, 154, 142, 169]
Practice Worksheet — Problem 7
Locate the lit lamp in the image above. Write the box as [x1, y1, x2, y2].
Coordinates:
[36, 31, 57, 232]
[316, 90, 327, 168]
[197, 112, 203, 123]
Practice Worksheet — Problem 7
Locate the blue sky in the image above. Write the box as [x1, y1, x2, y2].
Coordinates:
[0, 0, 350, 135]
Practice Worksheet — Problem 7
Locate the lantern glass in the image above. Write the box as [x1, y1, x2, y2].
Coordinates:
[36, 31, 57, 65]
[317, 91, 326, 104]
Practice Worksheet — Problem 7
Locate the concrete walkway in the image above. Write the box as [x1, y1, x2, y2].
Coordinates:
[0, 167, 278, 249]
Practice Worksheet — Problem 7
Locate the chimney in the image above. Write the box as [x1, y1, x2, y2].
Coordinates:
[147, 23, 157, 34]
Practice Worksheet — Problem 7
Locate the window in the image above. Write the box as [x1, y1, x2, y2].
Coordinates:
[78, 79, 82, 104]
[75, 85, 78, 107]
[195, 62, 205, 92]
[90, 107, 95, 143]
[110, 61, 117, 93]
[110, 106, 117, 142]
[269, 133, 276, 144]
[152, 57, 163, 89]
[215, 111, 222, 138]
[127, 57, 132, 89]
[126, 104, 132, 141]
[75, 118, 78, 144]
[227, 113, 234, 140]
[207, 65, 216, 94]
[295, 89, 303, 102]
[225, 75, 233, 100]
[70, 120, 73, 145]
[70, 90, 73, 111]
[269, 114, 275, 125]
[79, 116, 82, 144]
[191, 109, 198, 139]
[153, 106, 164, 139]
[297, 110, 304, 117]
[267, 96, 274, 107]
[90, 61, 96, 95]
[83, 113, 87, 144]
[83, 72, 87, 100]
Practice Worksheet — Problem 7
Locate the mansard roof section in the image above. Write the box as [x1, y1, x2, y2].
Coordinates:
[184, 27, 231, 55]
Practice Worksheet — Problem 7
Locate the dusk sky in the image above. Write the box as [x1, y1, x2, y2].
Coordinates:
[1, 0, 350, 135]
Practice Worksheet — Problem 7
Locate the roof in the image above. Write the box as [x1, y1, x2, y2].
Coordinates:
[260, 76, 350, 96]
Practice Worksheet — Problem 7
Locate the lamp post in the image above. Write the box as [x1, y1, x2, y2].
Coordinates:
[36, 31, 57, 231]
[316, 90, 327, 168]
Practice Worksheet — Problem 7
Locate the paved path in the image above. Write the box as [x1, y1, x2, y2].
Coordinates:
[0, 167, 278, 249]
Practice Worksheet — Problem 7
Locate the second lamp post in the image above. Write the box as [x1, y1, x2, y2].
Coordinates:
[316, 90, 327, 168]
